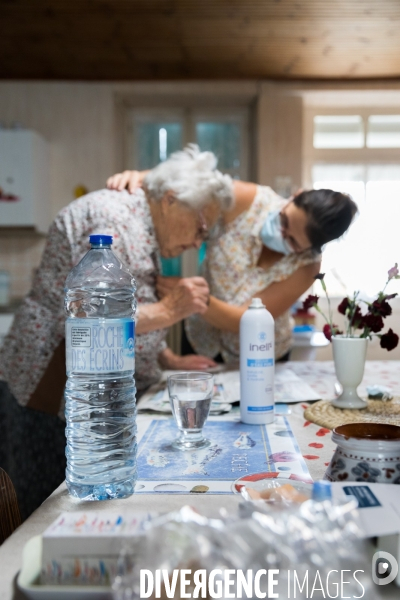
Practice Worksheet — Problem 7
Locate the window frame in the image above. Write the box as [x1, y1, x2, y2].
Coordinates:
[126, 105, 250, 181]
[303, 106, 400, 188]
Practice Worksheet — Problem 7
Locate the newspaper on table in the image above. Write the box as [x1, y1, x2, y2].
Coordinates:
[137, 366, 320, 414]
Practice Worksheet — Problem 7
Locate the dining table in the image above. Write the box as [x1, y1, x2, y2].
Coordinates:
[1, 360, 400, 600]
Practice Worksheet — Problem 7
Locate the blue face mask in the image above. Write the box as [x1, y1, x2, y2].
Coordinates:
[260, 209, 293, 255]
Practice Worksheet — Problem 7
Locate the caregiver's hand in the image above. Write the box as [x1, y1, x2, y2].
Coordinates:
[156, 276, 181, 299]
[106, 170, 147, 193]
[161, 277, 210, 320]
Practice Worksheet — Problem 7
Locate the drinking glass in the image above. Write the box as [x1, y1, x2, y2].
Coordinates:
[167, 372, 214, 450]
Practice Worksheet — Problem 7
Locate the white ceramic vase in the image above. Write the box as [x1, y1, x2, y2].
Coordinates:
[331, 336, 368, 409]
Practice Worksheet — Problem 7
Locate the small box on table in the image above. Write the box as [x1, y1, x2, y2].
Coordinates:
[41, 511, 154, 586]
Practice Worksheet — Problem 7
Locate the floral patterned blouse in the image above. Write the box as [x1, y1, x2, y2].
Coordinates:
[0, 189, 167, 407]
[186, 186, 321, 362]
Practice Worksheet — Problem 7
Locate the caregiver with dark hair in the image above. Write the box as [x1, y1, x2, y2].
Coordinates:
[108, 166, 358, 363]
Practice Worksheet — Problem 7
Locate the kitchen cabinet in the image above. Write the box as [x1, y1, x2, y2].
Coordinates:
[0, 130, 50, 233]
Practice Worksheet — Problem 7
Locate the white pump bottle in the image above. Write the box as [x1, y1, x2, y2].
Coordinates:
[240, 297, 275, 424]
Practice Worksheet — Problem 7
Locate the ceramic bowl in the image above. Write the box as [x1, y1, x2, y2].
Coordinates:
[324, 423, 400, 484]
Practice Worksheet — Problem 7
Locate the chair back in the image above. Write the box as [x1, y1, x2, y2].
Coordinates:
[0, 467, 22, 544]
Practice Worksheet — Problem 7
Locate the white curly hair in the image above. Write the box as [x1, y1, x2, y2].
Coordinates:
[143, 144, 233, 210]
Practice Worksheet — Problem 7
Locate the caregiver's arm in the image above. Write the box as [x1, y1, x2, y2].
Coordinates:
[106, 170, 255, 203]
[106, 170, 150, 193]
[202, 261, 321, 334]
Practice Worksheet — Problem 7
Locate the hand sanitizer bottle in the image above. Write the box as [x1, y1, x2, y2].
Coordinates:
[240, 297, 275, 424]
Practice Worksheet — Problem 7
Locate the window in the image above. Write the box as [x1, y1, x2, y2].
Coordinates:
[127, 107, 249, 276]
[195, 121, 242, 178]
[313, 116, 364, 149]
[312, 164, 400, 297]
[366, 115, 400, 148]
[305, 109, 400, 297]
[312, 113, 400, 150]
[136, 122, 183, 168]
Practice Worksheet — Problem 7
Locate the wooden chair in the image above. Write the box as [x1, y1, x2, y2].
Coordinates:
[0, 467, 22, 545]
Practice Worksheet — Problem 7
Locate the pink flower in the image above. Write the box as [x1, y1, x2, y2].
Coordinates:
[380, 329, 399, 351]
[388, 264, 399, 280]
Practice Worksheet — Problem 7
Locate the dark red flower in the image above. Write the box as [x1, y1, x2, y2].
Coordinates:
[303, 294, 319, 311]
[351, 306, 365, 329]
[314, 273, 325, 280]
[338, 298, 350, 315]
[323, 323, 343, 341]
[380, 329, 399, 351]
[372, 299, 392, 317]
[363, 313, 384, 333]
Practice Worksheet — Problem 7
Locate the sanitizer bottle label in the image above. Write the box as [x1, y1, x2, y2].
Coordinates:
[245, 345, 274, 412]
[66, 318, 135, 375]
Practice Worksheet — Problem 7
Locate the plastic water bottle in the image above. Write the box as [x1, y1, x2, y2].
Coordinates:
[240, 297, 275, 424]
[64, 234, 137, 501]
[312, 480, 332, 501]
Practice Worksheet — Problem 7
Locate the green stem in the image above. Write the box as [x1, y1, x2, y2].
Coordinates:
[313, 303, 331, 326]
[320, 279, 333, 327]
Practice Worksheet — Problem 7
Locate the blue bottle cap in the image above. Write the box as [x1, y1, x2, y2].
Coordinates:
[89, 234, 113, 246]
[312, 480, 332, 501]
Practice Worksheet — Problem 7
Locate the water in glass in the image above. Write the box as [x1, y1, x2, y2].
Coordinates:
[168, 372, 214, 450]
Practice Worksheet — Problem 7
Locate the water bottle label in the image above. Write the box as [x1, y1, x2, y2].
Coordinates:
[66, 318, 135, 374]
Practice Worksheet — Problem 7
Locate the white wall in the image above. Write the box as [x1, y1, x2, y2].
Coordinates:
[0, 82, 117, 218]
[0, 82, 119, 296]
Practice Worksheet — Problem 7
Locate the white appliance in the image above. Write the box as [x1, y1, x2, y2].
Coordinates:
[0, 130, 50, 232]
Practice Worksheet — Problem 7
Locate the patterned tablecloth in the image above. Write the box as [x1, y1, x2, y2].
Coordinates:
[1, 362, 399, 600]
[284, 361, 400, 481]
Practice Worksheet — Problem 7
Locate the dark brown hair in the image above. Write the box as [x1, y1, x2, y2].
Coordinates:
[293, 189, 358, 253]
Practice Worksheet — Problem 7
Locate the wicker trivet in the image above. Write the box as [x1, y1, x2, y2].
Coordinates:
[304, 398, 400, 430]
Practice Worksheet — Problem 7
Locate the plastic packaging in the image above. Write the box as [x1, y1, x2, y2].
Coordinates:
[240, 297, 275, 424]
[112, 500, 372, 600]
[65, 234, 137, 501]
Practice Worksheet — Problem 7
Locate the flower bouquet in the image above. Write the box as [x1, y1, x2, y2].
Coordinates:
[303, 265, 399, 351]
[302, 265, 399, 409]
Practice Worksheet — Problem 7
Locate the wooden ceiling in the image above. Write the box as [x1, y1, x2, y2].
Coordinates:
[1, 0, 400, 80]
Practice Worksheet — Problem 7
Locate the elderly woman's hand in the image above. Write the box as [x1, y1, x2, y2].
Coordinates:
[156, 276, 181, 299]
[159, 348, 217, 371]
[161, 276, 210, 321]
[106, 170, 147, 193]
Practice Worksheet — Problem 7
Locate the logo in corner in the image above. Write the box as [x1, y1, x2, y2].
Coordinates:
[372, 551, 398, 585]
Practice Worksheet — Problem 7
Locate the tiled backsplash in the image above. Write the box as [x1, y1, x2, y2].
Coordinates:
[0, 232, 46, 299]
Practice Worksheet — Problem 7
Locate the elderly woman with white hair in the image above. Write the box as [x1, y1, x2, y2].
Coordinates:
[109, 145, 357, 364]
[0, 145, 231, 520]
